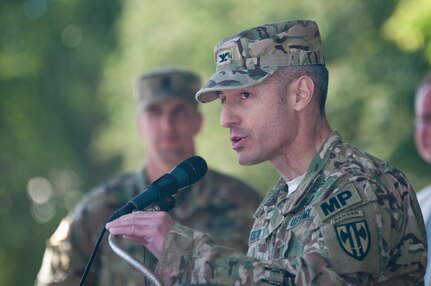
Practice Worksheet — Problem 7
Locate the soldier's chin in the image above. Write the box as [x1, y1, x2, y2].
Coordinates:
[236, 153, 262, 166]
[158, 150, 185, 164]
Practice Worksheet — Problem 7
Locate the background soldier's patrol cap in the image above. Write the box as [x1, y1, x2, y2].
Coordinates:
[134, 67, 201, 109]
[196, 20, 325, 103]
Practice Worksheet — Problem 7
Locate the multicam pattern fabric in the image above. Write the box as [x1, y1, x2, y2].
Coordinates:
[35, 168, 261, 286]
[196, 20, 325, 103]
[155, 132, 427, 285]
[135, 67, 201, 109]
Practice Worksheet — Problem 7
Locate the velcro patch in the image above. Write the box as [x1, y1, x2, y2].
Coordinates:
[314, 184, 362, 221]
[216, 49, 231, 67]
[331, 210, 364, 224]
[334, 219, 370, 261]
[249, 228, 263, 243]
[287, 208, 313, 230]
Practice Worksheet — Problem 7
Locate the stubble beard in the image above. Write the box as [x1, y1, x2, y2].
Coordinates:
[236, 149, 266, 166]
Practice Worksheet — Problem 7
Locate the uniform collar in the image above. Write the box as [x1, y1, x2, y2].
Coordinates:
[253, 131, 343, 218]
[284, 131, 342, 213]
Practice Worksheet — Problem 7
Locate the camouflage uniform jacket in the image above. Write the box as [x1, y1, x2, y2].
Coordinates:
[155, 132, 427, 285]
[35, 168, 261, 286]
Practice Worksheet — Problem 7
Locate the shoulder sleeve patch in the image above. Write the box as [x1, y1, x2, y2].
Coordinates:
[314, 184, 362, 222]
[334, 219, 370, 261]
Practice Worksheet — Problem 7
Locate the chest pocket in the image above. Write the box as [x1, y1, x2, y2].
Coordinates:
[264, 207, 285, 239]
[248, 205, 288, 259]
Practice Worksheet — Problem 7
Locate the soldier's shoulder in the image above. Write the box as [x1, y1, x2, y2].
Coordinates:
[85, 172, 138, 199]
[314, 142, 416, 216]
[331, 142, 410, 186]
[72, 171, 140, 218]
[100, 171, 139, 190]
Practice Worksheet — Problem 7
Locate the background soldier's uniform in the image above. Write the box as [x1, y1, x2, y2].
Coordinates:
[154, 132, 427, 285]
[35, 168, 261, 285]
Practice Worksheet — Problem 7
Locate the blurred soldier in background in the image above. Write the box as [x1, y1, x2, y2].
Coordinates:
[415, 73, 431, 286]
[106, 21, 427, 285]
[35, 67, 261, 285]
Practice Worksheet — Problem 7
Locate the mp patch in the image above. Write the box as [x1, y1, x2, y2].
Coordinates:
[314, 184, 362, 221]
[334, 220, 370, 261]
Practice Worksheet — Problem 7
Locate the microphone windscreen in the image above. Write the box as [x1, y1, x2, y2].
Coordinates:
[170, 156, 207, 188]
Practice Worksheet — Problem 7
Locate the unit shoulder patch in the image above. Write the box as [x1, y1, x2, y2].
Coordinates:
[334, 219, 370, 261]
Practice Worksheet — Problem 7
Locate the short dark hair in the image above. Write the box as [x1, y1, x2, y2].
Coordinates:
[272, 65, 329, 115]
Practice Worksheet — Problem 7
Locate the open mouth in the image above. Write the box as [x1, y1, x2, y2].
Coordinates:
[231, 136, 242, 143]
[230, 135, 246, 150]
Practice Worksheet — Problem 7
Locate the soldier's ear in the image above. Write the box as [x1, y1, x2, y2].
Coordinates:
[292, 76, 314, 112]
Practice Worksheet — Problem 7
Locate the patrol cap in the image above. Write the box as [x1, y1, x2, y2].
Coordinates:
[196, 20, 325, 103]
[134, 67, 201, 109]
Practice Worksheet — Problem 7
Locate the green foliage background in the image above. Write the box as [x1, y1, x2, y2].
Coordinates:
[0, 0, 430, 284]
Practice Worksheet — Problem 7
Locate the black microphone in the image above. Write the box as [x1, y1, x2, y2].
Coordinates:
[107, 155, 207, 222]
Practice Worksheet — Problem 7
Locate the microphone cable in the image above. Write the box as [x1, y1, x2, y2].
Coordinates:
[79, 197, 176, 285]
[79, 227, 106, 286]
[78, 156, 207, 285]
[108, 234, 162, 286]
